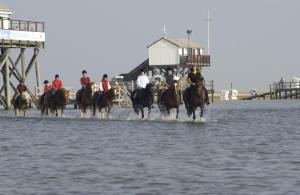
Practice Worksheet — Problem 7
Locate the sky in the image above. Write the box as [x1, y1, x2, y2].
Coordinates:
[3, 0, 300, 91]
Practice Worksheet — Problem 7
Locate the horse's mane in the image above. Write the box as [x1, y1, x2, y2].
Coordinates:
[56, 88, 68, 96]
[105, 88, 115, 98]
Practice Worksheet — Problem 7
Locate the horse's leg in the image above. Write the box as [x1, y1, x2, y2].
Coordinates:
[105, 107, 108, 119]
[200, 105, 204, 118]
[56, 108, 58, 117]
[148, 105, 152, 116]
[92, 104, 96, 118]
[89, 106, 93, 118]
[108, 106, 112, 119]
[79, 106, 83, 117]
[167, 108, 170, 117]
[141, 106, 144, 119]
[192, 107, 196, 120]
[23, 109, 26, 117]
[15, 108, 18, 116]
[61, 107, 64, 117]
[176, 106, 179, 119]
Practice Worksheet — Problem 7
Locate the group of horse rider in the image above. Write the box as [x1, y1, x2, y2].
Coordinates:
[14, 64, 210, 107]
[75, 70, 112, 103]
[133, 65, 210, 105]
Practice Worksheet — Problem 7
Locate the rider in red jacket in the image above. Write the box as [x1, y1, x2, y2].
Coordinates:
[80, 70, 90, 89]
[52, 74, 62, 90]
[100, 74, 111, 93]
[51, 74, 63, 96]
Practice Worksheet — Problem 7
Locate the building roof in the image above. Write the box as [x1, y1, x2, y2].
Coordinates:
[0, 3, 12, 18]
[147, 37, 202, 49]
[0, 3, 11, 12]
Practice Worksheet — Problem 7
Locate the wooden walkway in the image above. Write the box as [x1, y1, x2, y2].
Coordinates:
[241, 81, 300, 100]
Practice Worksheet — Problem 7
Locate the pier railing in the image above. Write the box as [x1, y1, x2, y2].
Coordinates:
[269, 81, 300, 99]
[180, 55, 210, 66]
[0, 18, 45, 32]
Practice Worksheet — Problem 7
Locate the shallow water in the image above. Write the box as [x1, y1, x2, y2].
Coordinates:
[0, 100, 300, 194]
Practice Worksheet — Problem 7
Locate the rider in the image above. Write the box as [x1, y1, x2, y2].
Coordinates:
[76, 70, 91, 103]
[99, 74, 111, 93]
[133, 68, 149, 99]
[160, 67, 183, 104]
[165, 67, 174, 87]
[40, 80, 51, 102]
[15, 79, 30, 107]
[80, 70, 90, 90]
[52, 74, 63, 95]
[187, 65, 210, 105]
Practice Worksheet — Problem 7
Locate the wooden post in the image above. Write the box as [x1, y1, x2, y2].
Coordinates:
[21, 48, 25, 79]
[4, 49, 11, 109]
[34, 48, 41, 87]
[269, 85, 272, 99]
[211, 80, 214, 103]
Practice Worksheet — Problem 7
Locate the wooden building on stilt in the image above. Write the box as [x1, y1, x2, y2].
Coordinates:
[0, 3, 45, 109]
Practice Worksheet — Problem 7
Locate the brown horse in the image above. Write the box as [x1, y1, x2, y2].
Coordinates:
[183, 81, 206, 120]
[130, 83, 155, 119]
[92, 87, 117, 119]
[41, 88, 69, 117]
[13, 91, 31, 116]
[76, 82, 95, 117]
[158, 81, 181, 118]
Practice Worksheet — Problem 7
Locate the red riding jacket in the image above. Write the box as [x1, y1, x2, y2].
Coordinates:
[44, 84, 52, 93]
[101, 79, 111, 92]
[80, 76, 90, 86]
[52, 79, 62, 90]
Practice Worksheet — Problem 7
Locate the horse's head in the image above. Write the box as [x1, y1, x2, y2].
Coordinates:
[111, 86, 118, 96]
[145, 83, 155, 93]
[195, 81, 205, 96]
[20, 91, 31, 104]
[57, 88, 69, 105]
[86, 82, 96, 93]
[171, 81, 180, 95]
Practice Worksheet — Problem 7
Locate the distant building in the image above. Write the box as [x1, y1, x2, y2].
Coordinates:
[148, 37, 209, 67]
[121, 36, 211, 81]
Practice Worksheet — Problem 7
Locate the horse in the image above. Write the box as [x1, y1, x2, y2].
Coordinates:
[130, 83, 155, 119]
[76, 82, 95, 117]
[183, 81, 206, 120]
[158, 81, 181, 118]
[41, 88, 69, 117]
[92, 87, 117, 119]
[13, 91, 31, 116]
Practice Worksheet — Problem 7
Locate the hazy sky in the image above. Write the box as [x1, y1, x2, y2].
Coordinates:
[3, 0, 300, 90]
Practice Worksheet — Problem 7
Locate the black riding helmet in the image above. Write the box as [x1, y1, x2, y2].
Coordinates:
[82, 70, 87, 74]
[103, 74, 108, 78]
[44, 80, 49, 84]
[55, 74, 59, 78]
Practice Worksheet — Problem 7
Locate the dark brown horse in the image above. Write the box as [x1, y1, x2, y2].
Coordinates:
[183, 81, 206, 120]
[76, 82, 95, 117]
[158, 81, 181, 118]
[13, 91, 31, 116]
[41, 88, 69, 117]
[130, 83, 155, 119]
[92, 87, 117, 119]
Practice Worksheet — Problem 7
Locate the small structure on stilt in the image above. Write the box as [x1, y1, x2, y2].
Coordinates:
[0, 3, 45, 109]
